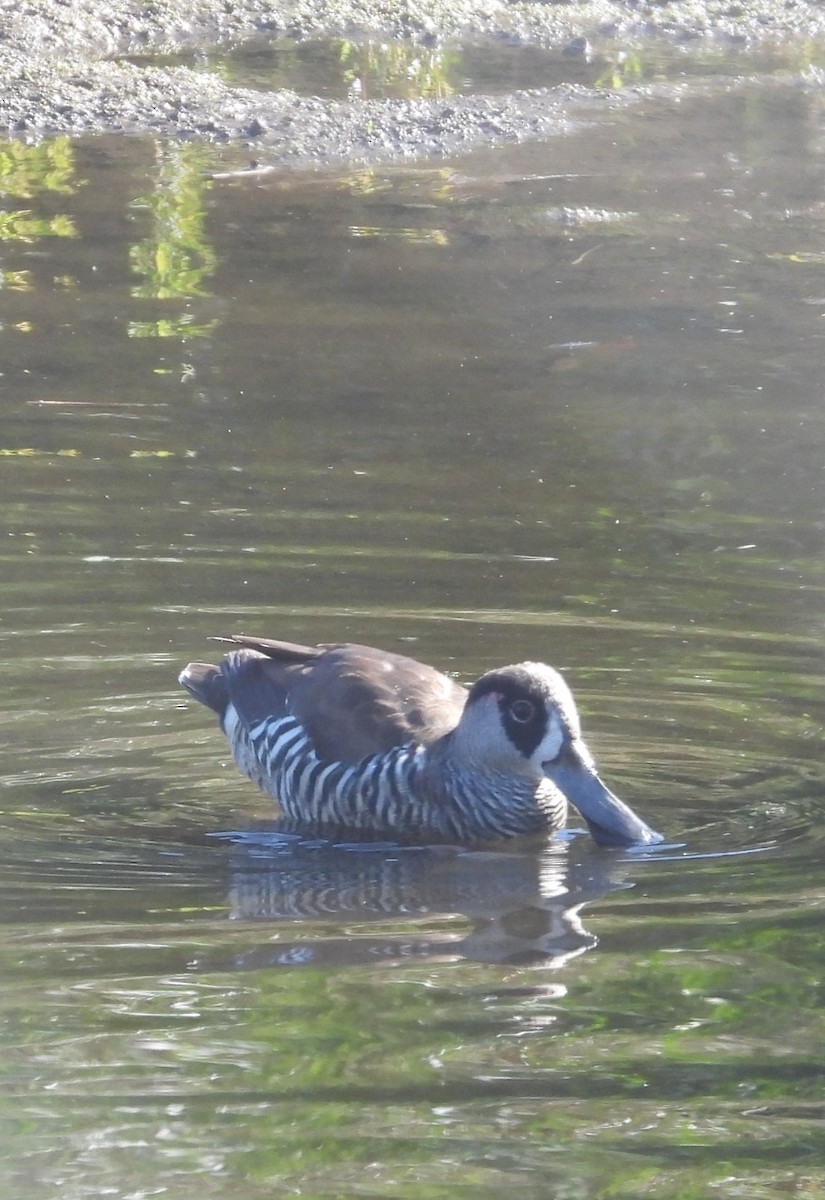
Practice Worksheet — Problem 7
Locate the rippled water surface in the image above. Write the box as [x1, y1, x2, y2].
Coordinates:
[2, 68, 825, 1199]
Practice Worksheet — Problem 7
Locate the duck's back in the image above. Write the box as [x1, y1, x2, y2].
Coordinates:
[181, 635, 468, 764]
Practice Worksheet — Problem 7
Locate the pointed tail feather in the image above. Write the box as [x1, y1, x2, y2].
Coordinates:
[211, 633, 322, 663]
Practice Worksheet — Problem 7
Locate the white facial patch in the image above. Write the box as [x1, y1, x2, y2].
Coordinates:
[535, 710, 565, 765]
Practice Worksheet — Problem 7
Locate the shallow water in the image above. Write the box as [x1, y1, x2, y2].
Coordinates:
[130, 32, 825, 101]
[2, 68, 825, 1199]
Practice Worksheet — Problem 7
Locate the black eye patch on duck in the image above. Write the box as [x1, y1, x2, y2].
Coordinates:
[467, 670, 549, 757]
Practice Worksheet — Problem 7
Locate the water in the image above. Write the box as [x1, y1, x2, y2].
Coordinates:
[128, 33, 825, 101]
[3, 66, 825, 1199]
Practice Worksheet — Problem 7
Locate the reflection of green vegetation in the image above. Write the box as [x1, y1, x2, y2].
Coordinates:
[595, 49, 644, 89]
[128, 315, 218, 339]
[0, 210, 76, 242]
[339, 40, 455, 100]
[339, 165, 455, 200]
[338, 168, 395, 196]
[190, 34, 456, 99]
[0, 138, 77, 199]
[82, 899, 822, 1196]
[0, 268, 32, 291]
[768, 250, 825, 265]
[348, 224, 449, 245]
[129, 143, 217, 303]
[0, 139, 78, 245]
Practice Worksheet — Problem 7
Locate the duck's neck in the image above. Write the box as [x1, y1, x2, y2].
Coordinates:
[420, 738, 566, 841]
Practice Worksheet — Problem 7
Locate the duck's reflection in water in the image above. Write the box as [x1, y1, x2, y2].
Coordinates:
[205, 827, 640, 970]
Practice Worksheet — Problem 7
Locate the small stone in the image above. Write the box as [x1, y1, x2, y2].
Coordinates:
[563, 36, 593, 60]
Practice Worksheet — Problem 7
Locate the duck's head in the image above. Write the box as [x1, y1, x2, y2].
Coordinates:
[455, 663, 662, 848]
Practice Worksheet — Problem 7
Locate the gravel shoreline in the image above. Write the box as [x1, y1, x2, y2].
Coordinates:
[2, 0, 825, 167]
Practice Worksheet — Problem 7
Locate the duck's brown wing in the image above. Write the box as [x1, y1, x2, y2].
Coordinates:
[209, 635, 468, 765]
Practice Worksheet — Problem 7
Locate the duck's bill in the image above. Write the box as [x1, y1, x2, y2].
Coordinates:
[546, 747, 663, 848]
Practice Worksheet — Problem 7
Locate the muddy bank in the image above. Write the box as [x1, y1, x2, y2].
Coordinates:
[1, 0, 825, 167]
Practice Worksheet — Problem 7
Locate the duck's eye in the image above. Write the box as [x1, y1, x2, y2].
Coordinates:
[509, 699, 535, 724]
